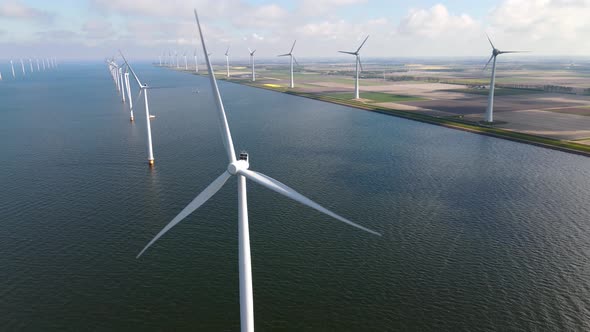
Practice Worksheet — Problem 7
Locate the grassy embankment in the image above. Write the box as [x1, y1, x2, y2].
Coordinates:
[174, 68, 590, 157]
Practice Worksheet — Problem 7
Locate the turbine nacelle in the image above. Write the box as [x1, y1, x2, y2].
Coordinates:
[228, 159, 250, 175]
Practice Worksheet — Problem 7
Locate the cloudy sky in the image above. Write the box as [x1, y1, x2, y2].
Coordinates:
[1, 0, 589, 60]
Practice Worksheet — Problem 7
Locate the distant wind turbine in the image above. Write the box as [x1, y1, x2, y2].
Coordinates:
[42, 58, 46, 71]
[10, 60, 15, 78]
[184, 51, 188, 70]
[339, 35, 369, 100]
[29, 59, 33, 73]
[119, 67, 126, 103]
[120, 51, 156, 166]
[225, 46, 231, 78]
[278, 40, 298, 88]
[137, 10, 382, 332]
[483, 34, 527, 123]
[248, 48, 256, 82]
[20, 59, 25, 76]
[36, 58, 40, 71]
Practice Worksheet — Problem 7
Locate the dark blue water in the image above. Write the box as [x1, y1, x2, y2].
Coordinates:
[1, 63, 589, 331]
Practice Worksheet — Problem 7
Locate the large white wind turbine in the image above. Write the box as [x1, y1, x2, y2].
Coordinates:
[120, 51, 156, 166]
[225, 46, 231, 78]
[248, 48, 256, 82]
[278, 40, 298, 88]
[137, 10, 381, 332]
[483, 35, 527, 123]
[339, 35, 369, 100]
[119, 67, 126, 103]
[10, 60, 15, 78]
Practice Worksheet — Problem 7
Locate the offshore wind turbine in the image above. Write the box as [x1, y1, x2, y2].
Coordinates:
[29, 59, 33, 73]
[42, 58, 46, 71]
[184, 51, 188, 70]
[278, 40, 297, 88]
[120, 51, 156, 166]
[20, 59, 25, 76]
[225, 46, 231, 78]
[339, 35, 369, 100]
[119, 67, 126, 103]
[10, 60, 15, 78]
[483, 35, 527, 123]
[36, 58, 40, 71]
[248, 48, 256, 82]
[124, 67, 134, 122]
[137, 10, 381, 332]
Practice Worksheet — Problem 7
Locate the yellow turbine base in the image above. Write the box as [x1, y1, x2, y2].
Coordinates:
[148, 160, 154, 166]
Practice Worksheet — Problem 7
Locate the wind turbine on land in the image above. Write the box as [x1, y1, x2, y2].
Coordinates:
[137, 10, 382, 332]
[248, 48, 256, 82]
[120, 51, 156, 166]
[225, 46, 231, 78]
[339, 35, 369, 100]
[483, 34, 527, 123]
[278, 40, 297, 88]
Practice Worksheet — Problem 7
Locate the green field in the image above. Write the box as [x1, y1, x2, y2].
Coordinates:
[325, 92, 425, 103]
[443, 87, 542, 96]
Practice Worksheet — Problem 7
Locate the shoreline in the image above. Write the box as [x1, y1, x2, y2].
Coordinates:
[170, 68, 590, 158]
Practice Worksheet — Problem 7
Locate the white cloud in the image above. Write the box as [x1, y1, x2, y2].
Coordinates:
[298, 0, 367, 16]
[397, 4, 477, 38]
[0, 0, 53, 22]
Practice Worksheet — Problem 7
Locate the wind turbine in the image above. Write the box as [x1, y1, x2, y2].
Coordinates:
[10, 60, 15, 78]
[120, 51, 156, 166]
[124, 67, 134, 122]
[278, 40, 298, 88]
[339, 35, 369, 100]
[42, 58, 46, 71]
[248, 48, 256, 82]
[137, 10, 381, 332]
[224, 46, 231, 78]
[483, 34, 527, 123]
[36, 58, 40, 71]
[20, 59, 26, 76]
[184, 51, 188, 70]
[29, 59, 33, 73]
[119, 67, 126, 103]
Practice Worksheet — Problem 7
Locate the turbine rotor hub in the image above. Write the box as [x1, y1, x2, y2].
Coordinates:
[227, 159, 249, 175]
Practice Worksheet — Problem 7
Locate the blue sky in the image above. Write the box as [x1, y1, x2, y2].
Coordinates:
[1, 0, 589, 60]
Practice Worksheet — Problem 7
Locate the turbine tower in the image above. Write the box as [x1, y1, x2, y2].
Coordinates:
[124, 67, 134, 122]
[248, 48, 256, 82]
[137, 10, 381, 332]
[119, 67, 126, 103]
[20, 59, 25, 76]
[36, 58, 40, 71]
[225, 46, 230, 78]
[29, 59, 33, 73]
[120, 51, 156, 166]
[10, 60, 15, 78]
[184, 52, 188, 70]
[483, 35, 526, 123]
[339, 35, 369, 100]
[278, 40, 297, 88]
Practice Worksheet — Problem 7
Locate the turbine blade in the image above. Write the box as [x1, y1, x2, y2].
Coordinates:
[278, 54, 290, 57]
[248, 47, 252, 54]
[194, 9, 237, 163]
[119, 50, 143, 87]
[356, 35, 369, 53]
[293, 56, 300, 66]
[486, 33, 495, 50]
[239, 169, 381, 236]
[225, 46, 230, 56]
[290, 40, 297, 54]
[499, 50, 529, 54]
[137, 171, 232, 258]
[483, 55, 494, 71]
[339, 51, 357, 55]
[252, 49, 256, 55]
[358, 56, 364, 72]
